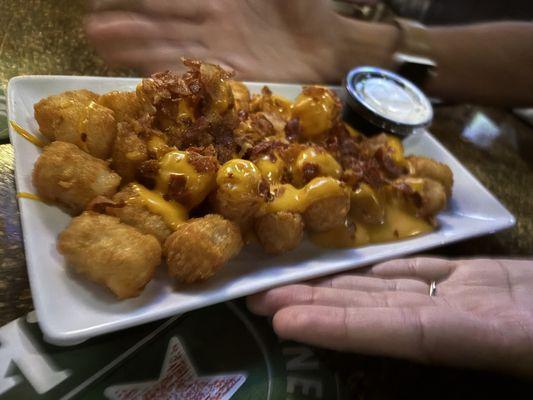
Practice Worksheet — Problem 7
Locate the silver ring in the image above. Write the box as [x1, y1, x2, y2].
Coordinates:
[429, 281, 437, 297]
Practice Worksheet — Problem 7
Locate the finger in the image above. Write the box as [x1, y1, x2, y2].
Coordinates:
[85, 12, 202, 44]
[91, 0, 211, 21]
[246, 284, 436, 316]
[370, 257, 456, 282]
[273, 305, 507, 367]
[314, 274, 429, 294]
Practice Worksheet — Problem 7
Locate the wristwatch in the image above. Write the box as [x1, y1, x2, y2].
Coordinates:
[392, 18, 437, 88]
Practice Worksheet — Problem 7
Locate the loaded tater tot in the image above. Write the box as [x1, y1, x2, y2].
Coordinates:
[32, 141, 121, 214]
[254, 212, 304, 255]
[291, 86, 341, 139]
[155, 149, 218, 209]
[407, 156, 454, 197]
[214, 159, 266, 224]
[291, 145, 342, 187]
[395, 177, 448, 218]
[111, 122, 149, 183]
[97, 91, 144, 123]
[266, 177, 350, 233]
[103, 183, 178, 243]
[164, 214, 243, 283]
[58, 212, 161, 299]
[34, 90, 117, 159]
[303, 194, 351, 232]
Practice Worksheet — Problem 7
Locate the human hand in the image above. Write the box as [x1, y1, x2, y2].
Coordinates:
[85, 0, 397, 82]
[247, 257, 533, 377]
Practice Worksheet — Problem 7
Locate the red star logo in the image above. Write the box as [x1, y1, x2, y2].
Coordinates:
[104, 337, 246, 400]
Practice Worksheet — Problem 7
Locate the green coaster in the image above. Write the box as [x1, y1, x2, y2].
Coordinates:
[0, 87, 7, 142]
[0, 300, 343, 399]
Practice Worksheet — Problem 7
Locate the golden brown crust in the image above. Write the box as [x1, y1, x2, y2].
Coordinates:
[303, 194, 350, 232]
[254, 212, 304, 255]
[58, 212, 161, 299]
[407, 156, 454, 198]
[106, 184, 173, 243]
[164, 214, 242, 283]
[34, 90, 116, 159]
[97, 91, 144, 123]
[32, 141, 121, 214]
[111, 122, 149, 184]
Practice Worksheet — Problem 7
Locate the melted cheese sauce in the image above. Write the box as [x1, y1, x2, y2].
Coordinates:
[217, 159, 263, 196]
[178, 99, 196, 120]
[17, 192, 43, 202]
[156, 150, 216, 209]
[293, 147, 341, 186]
[255, 155, 285, 184]
[213, 81, 231, 114]
[344, 123, 361, 138]
[270, 95, 293, 119]
[130, 183, 187, 230]
[310, 185, 433, 248]
[265, 177, 346, 214]
[10, 121, 47, 147]
[385, 135, 405, 164]
[291, 89, 336, 138]
[147, 135, 169, 158]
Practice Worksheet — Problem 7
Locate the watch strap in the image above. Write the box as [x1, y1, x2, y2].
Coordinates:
[392, 18, 436, 87]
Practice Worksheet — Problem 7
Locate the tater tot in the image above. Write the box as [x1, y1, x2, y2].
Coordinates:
[58, 212, 161, 299]
[34, 90, 117, 159]
[291, 86, 341, 139]
[395, 177, 448, 218]
[214, 159, 265, 224]
[303, 194, 350, 232]
[105, 184, 173, 243]
[97, 91, 143, 123]
[111, 122, 149, 183]
[407, 156, 454, 197]
[254, 212, 304, 254]
[164, 214, 242, 283]
[32, 141, 121, 214]
[415, 178, 448, 218]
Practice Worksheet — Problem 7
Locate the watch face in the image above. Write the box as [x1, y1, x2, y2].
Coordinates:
[344, 66, 433, 136]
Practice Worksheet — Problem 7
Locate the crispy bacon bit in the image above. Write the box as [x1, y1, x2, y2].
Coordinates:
[285, 118, 301, 141]
[271, 185, 286, 200]
[188, 145, 217, 158]
[302, 162, 320, 183]
[187, 151, 219, 173]
[392, 180, 415, 195]
[261, 86, 273, 97]
[238, 109, 249, 121]
[375, 148, 404, 178]
[258, 179, 271, 201]
[214, 127, 237, 164]
[249, 140, 288, 161]
[251, 114, 275, 137]
[138, 159, 159, 179]
[166, 174, 190, 205]
[86, 196, 125, 214]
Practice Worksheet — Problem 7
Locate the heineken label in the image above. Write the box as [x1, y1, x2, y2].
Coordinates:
[0, 300, 342, 399]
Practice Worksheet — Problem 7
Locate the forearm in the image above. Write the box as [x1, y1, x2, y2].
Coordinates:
[335, 20, 533, 106]
[425, 22, 533, 106]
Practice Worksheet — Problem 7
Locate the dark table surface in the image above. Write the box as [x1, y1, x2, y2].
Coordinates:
[1, 1, 532, 398]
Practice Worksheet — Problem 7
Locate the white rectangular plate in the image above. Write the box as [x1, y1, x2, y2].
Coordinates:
[8, 76, 515, 346]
